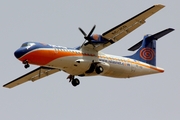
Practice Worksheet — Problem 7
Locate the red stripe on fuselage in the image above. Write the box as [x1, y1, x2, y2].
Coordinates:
[18, 49, 84, 66]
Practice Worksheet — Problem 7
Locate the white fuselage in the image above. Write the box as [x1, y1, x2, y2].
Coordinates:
[42, 48, 164, 78]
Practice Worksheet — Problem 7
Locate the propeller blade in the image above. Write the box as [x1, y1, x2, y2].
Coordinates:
[79, 25, 96, 41]
[79, 25, 96, 48]
[78, 27, 87, 37]
[87, 25, 96, 38]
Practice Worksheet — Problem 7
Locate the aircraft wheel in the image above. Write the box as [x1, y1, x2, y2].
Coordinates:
[95, 66, 103, 74]
[72, 78, 80, 87]
[24, 64, 30, 69]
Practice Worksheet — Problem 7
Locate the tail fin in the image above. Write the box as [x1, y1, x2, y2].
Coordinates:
[126, 28, 174, 66]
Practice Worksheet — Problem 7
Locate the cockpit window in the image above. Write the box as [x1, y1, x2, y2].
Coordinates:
[21, 43, 36, 47]
[21, 43, 28, 47]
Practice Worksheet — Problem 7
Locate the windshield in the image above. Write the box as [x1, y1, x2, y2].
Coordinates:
[21, 43, 36, 47]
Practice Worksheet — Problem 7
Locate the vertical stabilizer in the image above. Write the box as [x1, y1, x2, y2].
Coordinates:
[126, 28, 174, 66]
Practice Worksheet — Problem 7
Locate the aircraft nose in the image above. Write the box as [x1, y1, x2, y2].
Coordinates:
[14, 48, 26, 59]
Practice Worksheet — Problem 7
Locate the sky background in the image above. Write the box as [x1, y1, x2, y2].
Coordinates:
[0, 0, 179, 120]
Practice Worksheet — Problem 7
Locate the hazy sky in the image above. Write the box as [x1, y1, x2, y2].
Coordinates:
[0, 0, 179, 120]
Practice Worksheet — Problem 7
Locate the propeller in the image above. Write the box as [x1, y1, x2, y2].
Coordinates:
[79, 25, 96, 43]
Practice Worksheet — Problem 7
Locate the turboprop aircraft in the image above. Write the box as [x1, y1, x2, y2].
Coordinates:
[3, 4, 174, 88]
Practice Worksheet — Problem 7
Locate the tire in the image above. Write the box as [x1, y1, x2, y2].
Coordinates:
[72, 78, 80, 87]
[95, 66, 103, 74]
[24, 64, 30, 69]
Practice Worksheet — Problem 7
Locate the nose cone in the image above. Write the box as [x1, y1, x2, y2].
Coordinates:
[14, 48, 26, 59]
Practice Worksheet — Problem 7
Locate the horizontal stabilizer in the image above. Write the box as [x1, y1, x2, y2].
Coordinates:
[128, 28, 175, 51]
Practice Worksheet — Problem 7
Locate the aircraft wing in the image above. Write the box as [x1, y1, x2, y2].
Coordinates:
[3, 67, 61, 88]
[93, 4, 165, 51]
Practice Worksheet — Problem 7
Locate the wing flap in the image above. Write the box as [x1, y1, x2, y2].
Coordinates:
[109, 19, 145, 42]
[3, 67, 61, 88]
[94, 22, 143, 51]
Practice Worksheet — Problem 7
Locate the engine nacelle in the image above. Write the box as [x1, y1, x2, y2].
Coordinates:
[90, 34, 109, 44]
[74, 59, 92, 71]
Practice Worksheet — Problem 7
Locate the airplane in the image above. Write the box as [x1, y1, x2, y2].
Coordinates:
[3, 4, 174, 88]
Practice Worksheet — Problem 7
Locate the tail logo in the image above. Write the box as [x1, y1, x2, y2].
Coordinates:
[140, 47, 155, 61]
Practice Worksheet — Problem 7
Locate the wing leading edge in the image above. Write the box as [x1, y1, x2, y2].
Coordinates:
[3, 67, 61, 88]
[93, 4, 165, 51]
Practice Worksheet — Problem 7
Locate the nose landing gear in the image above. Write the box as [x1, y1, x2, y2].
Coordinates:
[23, 60, 30, 69]
[25, 64, 30, 69]
[67, 75, 80, 87]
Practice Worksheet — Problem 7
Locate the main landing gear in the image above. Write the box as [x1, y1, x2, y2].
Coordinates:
[85, 63, 104, 74]
[66, 65, 103, 87]
[23, 60, 30, 69]
[67, 75, 80, 87]
[95, 66, 103, 74]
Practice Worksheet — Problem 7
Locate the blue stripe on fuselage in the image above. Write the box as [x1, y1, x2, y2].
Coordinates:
[14, 42, 78, 59]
